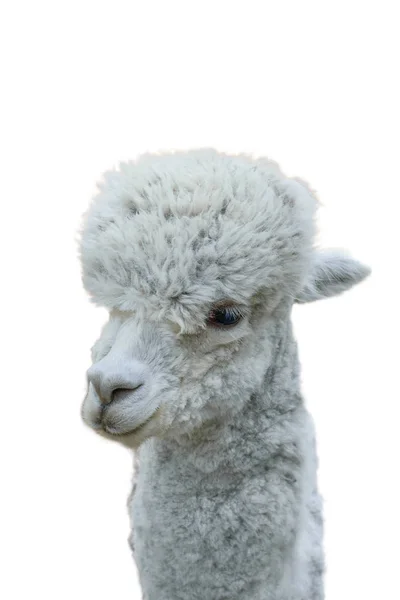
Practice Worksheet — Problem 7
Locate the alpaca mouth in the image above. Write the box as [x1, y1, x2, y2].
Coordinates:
[101, 407, 159, 437]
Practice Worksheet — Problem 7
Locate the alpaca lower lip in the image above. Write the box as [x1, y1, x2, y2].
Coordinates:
[102, 409, 158, 437]
[103, 422, 144, 436]
[103, 425, 141, 436]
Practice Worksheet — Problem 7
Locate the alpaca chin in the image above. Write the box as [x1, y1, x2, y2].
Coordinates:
[99, 408, 163, 450]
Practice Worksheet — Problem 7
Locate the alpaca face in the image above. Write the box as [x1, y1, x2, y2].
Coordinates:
[80, 151, 369, 447]
[82, 297, 280, 448]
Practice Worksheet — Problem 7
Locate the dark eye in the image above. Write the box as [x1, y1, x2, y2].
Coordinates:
[207, 305, 243, 327]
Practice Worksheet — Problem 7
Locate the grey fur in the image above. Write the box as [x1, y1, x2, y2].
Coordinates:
[79, 149, 370, 599]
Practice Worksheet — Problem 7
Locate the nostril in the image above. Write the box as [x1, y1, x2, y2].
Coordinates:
[110, 384, 144, 404]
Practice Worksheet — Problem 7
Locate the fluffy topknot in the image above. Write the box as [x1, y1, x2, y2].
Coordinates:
[80, 149, 317, 327]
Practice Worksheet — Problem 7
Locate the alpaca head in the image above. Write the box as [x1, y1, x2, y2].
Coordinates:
[80, 150, 369, 448]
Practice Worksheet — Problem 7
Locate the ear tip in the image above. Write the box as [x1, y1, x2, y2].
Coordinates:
[354, 261, 372, 282]
[318, 249, 371, 282]
[294, 253, 371, 304]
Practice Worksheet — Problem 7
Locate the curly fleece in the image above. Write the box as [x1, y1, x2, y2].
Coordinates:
[80, 149, 370, 599]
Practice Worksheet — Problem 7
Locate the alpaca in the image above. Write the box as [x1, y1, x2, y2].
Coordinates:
[80, 150, 369, 600]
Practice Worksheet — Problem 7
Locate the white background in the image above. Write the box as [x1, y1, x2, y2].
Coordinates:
[1, 1, 398, 598]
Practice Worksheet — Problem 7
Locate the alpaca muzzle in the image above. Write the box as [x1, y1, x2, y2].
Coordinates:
[83, 355, 158, 436]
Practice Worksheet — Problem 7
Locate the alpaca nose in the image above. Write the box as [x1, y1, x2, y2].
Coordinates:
[87, 357, 147, 405]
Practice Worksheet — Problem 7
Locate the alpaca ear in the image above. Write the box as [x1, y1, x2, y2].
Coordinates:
[295, 250, 371, 303]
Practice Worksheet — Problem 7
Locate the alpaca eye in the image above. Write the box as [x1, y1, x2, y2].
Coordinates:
[207, 306, 243, 327]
